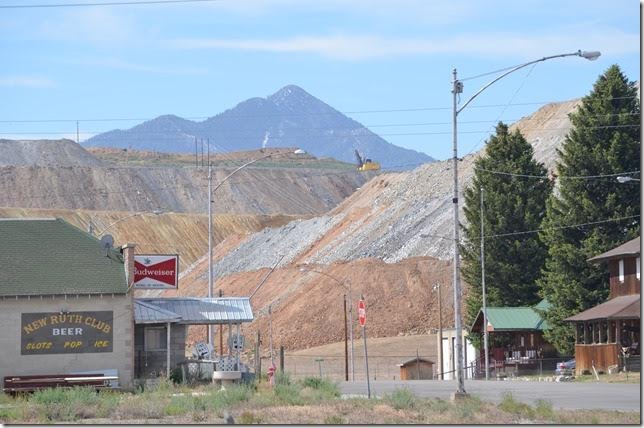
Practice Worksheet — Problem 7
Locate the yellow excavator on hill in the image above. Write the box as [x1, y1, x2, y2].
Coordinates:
[354, 149, 380, 171]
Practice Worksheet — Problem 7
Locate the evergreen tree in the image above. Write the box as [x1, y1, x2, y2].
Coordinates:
[462, 123, 552, 349]
[538, 65, 640, 355]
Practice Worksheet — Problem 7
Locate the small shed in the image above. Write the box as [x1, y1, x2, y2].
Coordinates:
[398, 357, 434, 380]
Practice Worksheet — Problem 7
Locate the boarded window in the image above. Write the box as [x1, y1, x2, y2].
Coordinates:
[144, 326, 167, 351]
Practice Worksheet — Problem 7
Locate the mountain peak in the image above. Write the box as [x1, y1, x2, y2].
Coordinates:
[268, 85, 314, 105]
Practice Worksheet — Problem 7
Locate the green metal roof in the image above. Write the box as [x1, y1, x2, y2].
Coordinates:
[533, 298, 551, 311]
[0, 218, 127, 296]
[471, 305, 549, 333]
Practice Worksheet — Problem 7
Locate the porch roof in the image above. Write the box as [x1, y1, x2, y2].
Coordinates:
[135, 297, 254, 324]
[588, 236, 640, 263]
[134, 300, 182, 324]
[564, 295, 640, 322]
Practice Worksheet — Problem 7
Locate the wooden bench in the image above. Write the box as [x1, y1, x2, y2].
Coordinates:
[3, 374, 118, 393]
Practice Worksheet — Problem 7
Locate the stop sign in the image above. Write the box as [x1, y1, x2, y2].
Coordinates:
[358, 299, 366, 327]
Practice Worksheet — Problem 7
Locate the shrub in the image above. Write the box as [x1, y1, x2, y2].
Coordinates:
[239, 410, 263, 424]
[301, 377, 323, 389]
[274, 383, 303, 405]
[207, 384, 253, 410]
[169, 368, 183, 384]
[427, 398, 451, 413]
[385, 388, 416, 410]
[498, 393, 534, 419]
[300, 377, 340, 401]
[112, 395, 165, 420]
[534, 399, 554, 419]
[275, 371, 292, 386]
[164, 394, 193, 416]
[324, 414, 344, 424]
[452, 396, 483, 420]
[28, 386, 110, 422]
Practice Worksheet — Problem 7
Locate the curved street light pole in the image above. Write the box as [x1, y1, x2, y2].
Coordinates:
[207, 149, 305, 347]
[299, 267, 355, 382]
[450, 50, 600, 397]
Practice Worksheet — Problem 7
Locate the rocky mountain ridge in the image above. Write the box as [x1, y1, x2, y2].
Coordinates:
[0, 142, 376, 216]
[84, 85, 434, 169]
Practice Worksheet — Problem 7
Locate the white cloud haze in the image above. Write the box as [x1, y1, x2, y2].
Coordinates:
[166, 27, 638, 61]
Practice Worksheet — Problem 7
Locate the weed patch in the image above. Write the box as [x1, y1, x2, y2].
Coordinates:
[300, 377, 340, 401]
[534, 399, 554, 419]
[498, 393, 535, 419]
[324, 414, 344, 424]
[239, 410, 263, 424]
[385, 388, 416, 410]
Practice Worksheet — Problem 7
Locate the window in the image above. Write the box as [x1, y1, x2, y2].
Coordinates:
[637, 257, 640, 280]
[619, 259, 624, 283]
[144, 326, 167, 351]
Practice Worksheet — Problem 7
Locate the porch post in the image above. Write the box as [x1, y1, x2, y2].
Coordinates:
[166, 322, 171, 379]
[228, 322, 232, 357]
[236, 323, 241, 371]
[574, 323, 579, 344]
[616, 320, 622, 345]
[583, 322, 589, 344]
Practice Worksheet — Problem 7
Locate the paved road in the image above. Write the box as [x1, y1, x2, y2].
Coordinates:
[339, 380, 641, 412]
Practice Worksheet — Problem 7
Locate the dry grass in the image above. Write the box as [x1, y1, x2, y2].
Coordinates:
[0, 380, 639, 425]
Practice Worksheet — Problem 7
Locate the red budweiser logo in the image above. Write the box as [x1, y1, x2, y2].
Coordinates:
[134, 256, 178, 287]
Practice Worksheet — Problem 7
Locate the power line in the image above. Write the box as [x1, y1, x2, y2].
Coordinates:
[1, 123, 639, 138]
[0, 0, 222, 9]
[3, 112, 640, 132]
[476, 168, 641, 180]
[474, 215, 640, 240]
[0, 96, 637, 124]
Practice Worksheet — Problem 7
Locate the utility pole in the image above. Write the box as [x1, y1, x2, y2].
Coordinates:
[269, 304, 274, 367]
[435, 283, 444, 380]
[344, 294, 348, 381]
[195, 137, 198, 167]
[451, 68, 466, 397]
[207, 161, 213, 347]
[481, 187, 490, 380]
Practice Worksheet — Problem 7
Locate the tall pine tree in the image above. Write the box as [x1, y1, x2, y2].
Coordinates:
[538, 65, 640, 355]
[462, 123, 552, 348]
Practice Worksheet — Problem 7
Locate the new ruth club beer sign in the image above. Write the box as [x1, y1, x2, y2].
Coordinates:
[133, 254, 179, 290]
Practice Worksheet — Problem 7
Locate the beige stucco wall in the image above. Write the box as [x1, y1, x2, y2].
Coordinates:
[0, 294, 134, 390]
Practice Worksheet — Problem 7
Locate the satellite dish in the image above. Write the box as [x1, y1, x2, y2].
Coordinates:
[100, 234, 114, 255]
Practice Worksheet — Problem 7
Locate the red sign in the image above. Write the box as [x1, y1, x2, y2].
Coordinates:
[133, 254, 179, 289]
[358, 299, 366, 327]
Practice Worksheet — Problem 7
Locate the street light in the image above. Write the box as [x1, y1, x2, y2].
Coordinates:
[617, 176, 640, 183]
[299, 266, 355, 382]
[91, 209, 164, 236]
[207, 149, 305, 347]
[450, 49, 600, 397]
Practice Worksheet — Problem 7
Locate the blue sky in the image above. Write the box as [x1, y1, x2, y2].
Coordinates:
[0, 0, 640, 161]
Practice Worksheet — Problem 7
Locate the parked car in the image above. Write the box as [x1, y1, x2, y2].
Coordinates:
[555, 359, 575, 375]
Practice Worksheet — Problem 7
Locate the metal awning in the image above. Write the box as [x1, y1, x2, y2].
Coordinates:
[564, 295, 640, 322]
[134, 300, 181, 324]
[136, 297, 254, 324]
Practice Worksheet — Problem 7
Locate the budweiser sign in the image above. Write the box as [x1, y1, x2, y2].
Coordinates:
[133, 254, 179, 289]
